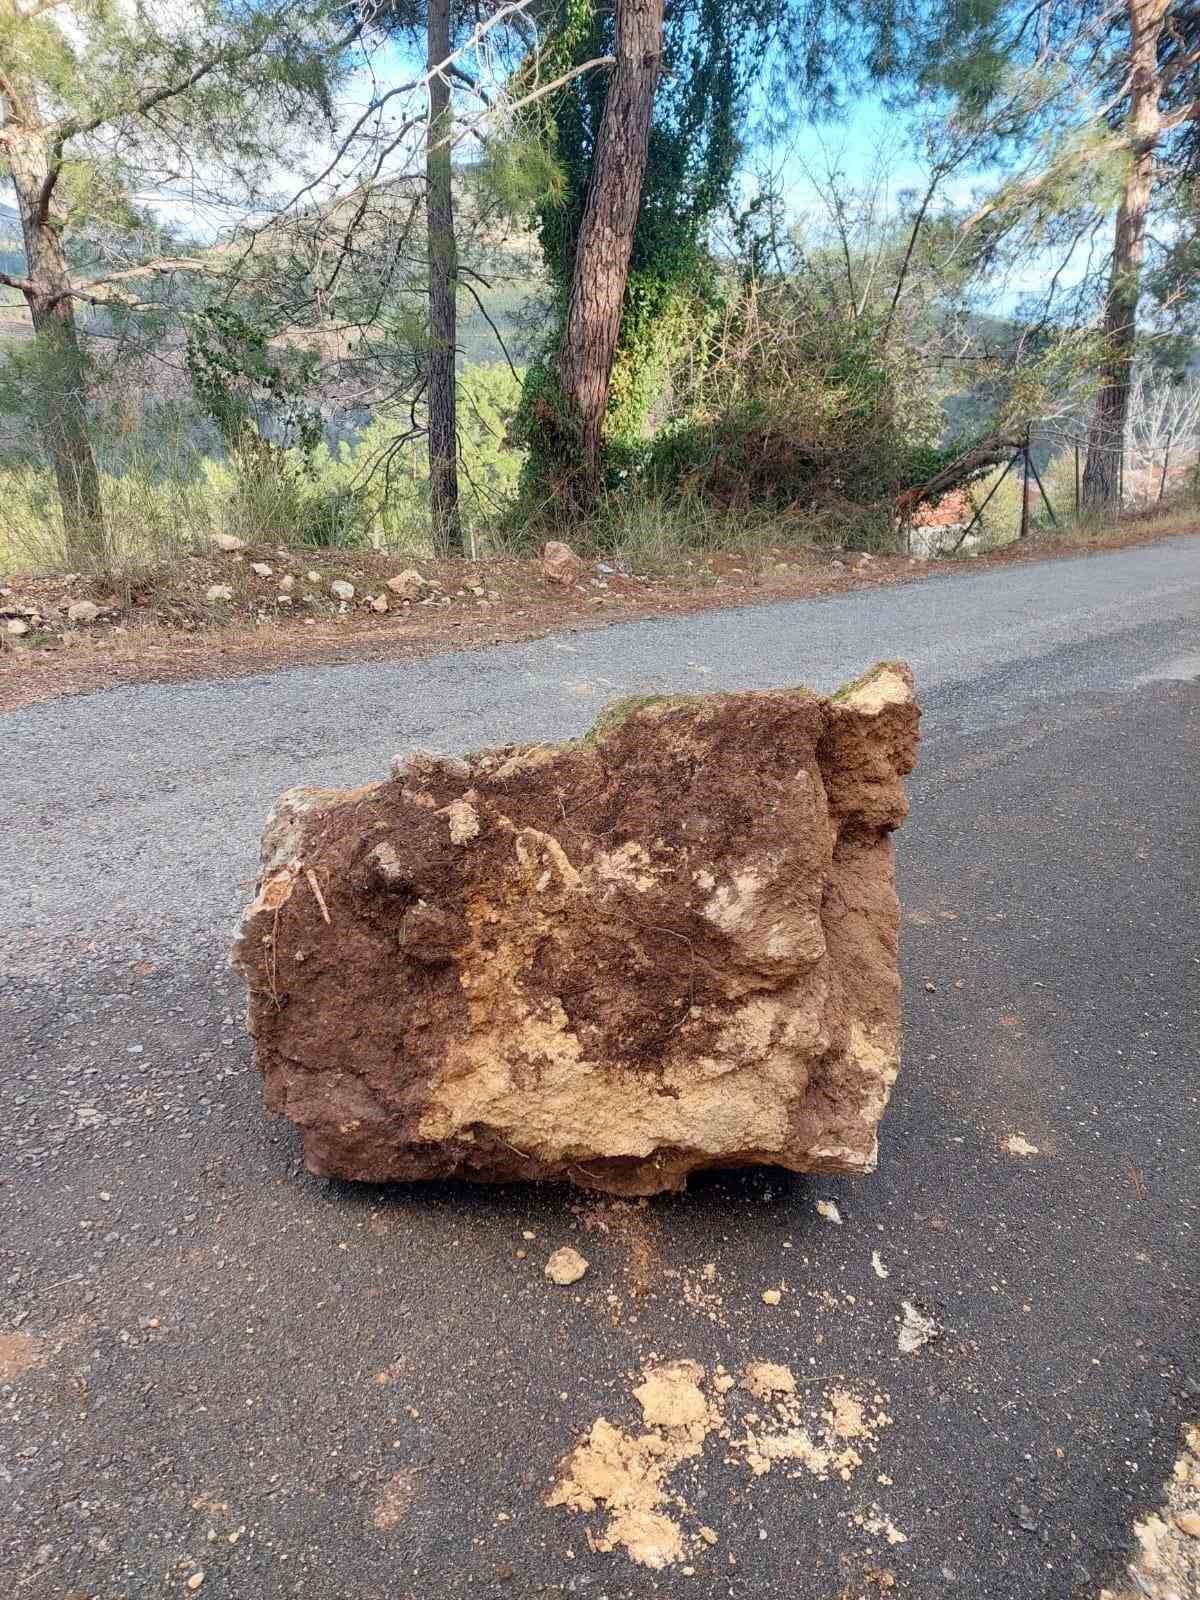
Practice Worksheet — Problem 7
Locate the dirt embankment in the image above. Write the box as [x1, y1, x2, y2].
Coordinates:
[0, 517, 1190, 712]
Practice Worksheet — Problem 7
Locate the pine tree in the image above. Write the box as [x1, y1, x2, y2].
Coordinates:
[0, 0, 353, 565]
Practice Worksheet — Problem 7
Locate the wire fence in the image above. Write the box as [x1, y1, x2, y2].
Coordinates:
[980, 419, 1196, 541]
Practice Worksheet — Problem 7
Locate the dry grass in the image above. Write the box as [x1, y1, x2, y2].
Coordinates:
[3, 507, 1195, 716]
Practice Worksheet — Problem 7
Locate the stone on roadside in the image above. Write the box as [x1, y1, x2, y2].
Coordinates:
[545, 1247, 589, 1286]
[205, 584, 233, 602]
[330, 579, 355, 601]
[386, 569, 428, 602]
[542, 540, 584, 586]
[278, 575, 295, 593]
[368, 594, 389, 613]
[250, 562, 273, 577]
[66, 600, 100, 625]
[211, 533, 245, 553]
[307, 570, 321, 582]
[233, 661, 920, 1195]
[5, 618, 30, 636]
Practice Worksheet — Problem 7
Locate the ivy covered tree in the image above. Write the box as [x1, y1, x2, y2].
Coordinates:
[0, 0, 354, 566]
[512, 0, 789, 500]
[512, 0, 929, 506]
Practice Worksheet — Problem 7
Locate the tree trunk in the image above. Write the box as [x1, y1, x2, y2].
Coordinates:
[7, 127, 109, 569]
[426, 0, 462, 556]
[558, 0, 664, 476]
[1081, 0, 1169, 513]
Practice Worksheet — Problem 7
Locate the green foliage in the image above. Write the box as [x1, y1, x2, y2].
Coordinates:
[293, 360, 525, 547]
[184, 304, 328, 545]
[633, 274, 954, 531]
[185, 306, 322, 456]
[471, 135, 567, 225]
[0, 361, 525, 573]
[0, 333, 96, 432]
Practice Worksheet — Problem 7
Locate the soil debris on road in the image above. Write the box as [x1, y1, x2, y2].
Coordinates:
[549, 1359, 897, 1570]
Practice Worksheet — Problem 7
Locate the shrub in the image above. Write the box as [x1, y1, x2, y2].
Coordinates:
[639, 279, 945, 520]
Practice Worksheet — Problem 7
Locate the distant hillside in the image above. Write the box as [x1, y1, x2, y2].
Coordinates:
[1, 200, 24, 295]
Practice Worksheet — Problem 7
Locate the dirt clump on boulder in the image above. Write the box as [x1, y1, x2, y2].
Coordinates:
[232, 660, 920, 1194]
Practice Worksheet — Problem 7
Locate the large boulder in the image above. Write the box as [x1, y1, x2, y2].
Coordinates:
[232, 662, 920, 1195]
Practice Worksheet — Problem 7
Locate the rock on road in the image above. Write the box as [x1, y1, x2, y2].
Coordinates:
[1, 538, 1197, 1599]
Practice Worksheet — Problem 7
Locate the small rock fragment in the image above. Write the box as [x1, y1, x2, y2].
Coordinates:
[816, 1199, 843, 1225]
[1003, 1134, 1039, 1157]
[545, 1247, 589, 1285]
[897, 1300, 938, 1354]
[66, 600, 100, 624]
[742, 1362, 795, 1399]
[369, 594, 389, 613]
[871, 1250, 890, 1279]
[250, 562, 273, 577]
[5, 618, 30, 636]
[1174, 1511, 1200, 1538]
[444, 798, 480, 845]
[211, 533, 245, 553]
[761, 1288, 782, 1306]
[330, 579, 355, 601]
[386, 569, 428, 601]
[542, 540, 584, 586]
[307, 570, 321, 582]
[205, 584, 233, 603]
[186, 1574, 205, 1591]
[278, 574, 295, 593]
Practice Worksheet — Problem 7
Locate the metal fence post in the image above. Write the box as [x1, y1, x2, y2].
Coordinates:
[1019, 425, 1031, 540]
[1158, 428, 1173, 501]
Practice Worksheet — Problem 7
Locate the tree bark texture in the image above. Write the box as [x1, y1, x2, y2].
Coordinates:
[6, 122, 109, 568]
[1082, 0, 1169, 512]
[426, 0, 463, 556]
[558, 0, 664, 470]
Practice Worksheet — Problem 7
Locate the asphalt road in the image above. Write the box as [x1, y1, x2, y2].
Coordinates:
[1, 538, 1197, 1600]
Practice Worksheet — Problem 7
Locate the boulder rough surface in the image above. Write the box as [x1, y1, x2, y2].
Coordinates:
[233, 661, 920, 1195]
[541, 539, 584, 586]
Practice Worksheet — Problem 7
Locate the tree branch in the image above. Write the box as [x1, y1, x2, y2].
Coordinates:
[1159, 95, 1200, 132]
[457, 273, 520, 381]
[49, 8, 364, 146]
